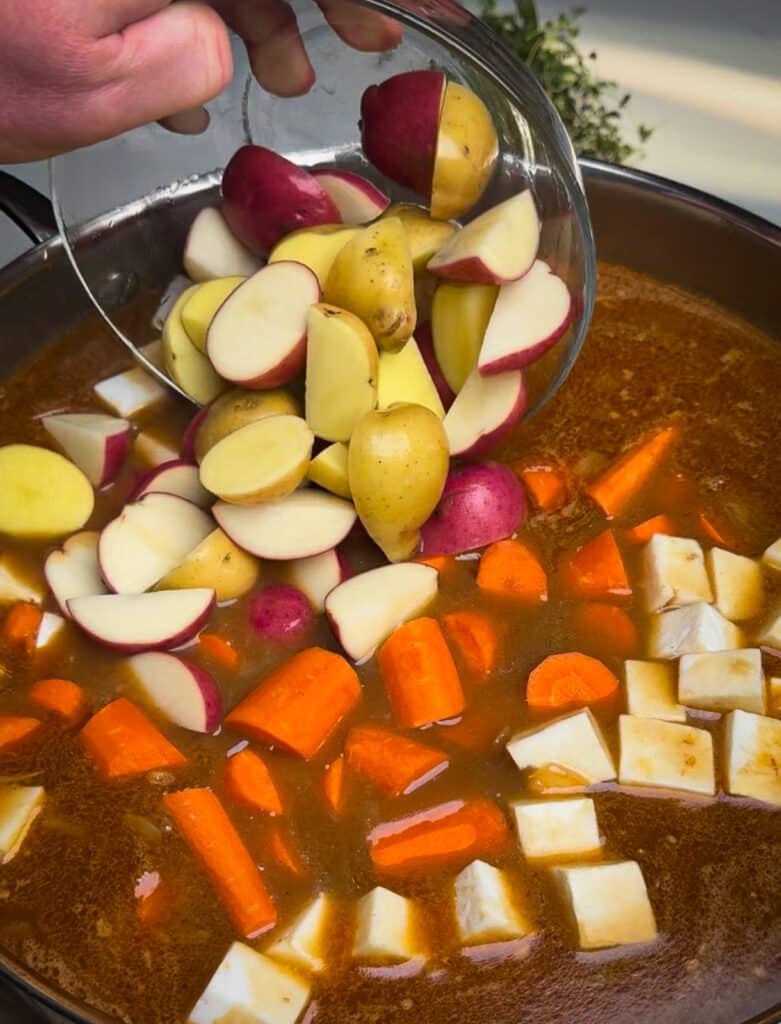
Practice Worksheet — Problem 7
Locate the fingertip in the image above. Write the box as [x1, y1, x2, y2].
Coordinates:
[159, 106, 211, 134]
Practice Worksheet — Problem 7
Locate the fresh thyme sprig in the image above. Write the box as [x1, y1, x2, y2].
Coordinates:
[477, 0, 652, 163]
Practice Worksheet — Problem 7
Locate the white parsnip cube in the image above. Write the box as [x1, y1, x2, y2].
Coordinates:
[643, 535, 713, 613]
[454, 860, 531, 945]
[94, 366, 166, 418]
[511, 798, 600, 861]
[36, 612, 66, 650]
[705, 548, 763, 622]
[267, 894, 331, 973]
[758, 602, 781, 650]
[134, 431, 179, 467]
[618, 715, 715, 795]
[760, 537, 781, 575]
[552, 861, 658, 950]
[648, 603, 743, 660]
[678, 648, 765, 714]
[724, 710, 781, 806]
[0, 555, 43, 605]
[353, 887, 421, 962]
[769, 677, 781, 717]
[624, 660, 686, 722]
[0, 785, 45, 862]
[506, 709, 616, 785]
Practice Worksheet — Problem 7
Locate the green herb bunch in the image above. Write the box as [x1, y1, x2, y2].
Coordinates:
[477, 0, 652, 163]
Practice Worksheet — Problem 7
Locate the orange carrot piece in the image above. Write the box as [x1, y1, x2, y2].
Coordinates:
[223, 749, 283, 815]
[559, 529, 631, 600]
[518, 464, 569, 512]
[80, 698, 185, 779]
[417, 555, 453, 573]
[657, 472, 698, 509]
[164, 787, 276, 938]
[526, 652, 620, 710]
[30, 678, 89, 725]
[199, 633, 239, 670]
[225, 647, 360, 760]
[1, 602, 42, 653]
[698, 511, 740, 552]
[476, 539, 548, 602]
[624, 514, 676, 544]
[346, 726, 448, 797]
[266, 822, 308, 877]
[571, 603, 639, 660]
[135, 872, 175, 930]
[369, 799, 512, 877]
[322, 755, 347, 815]
[0, 716, 40, 754]
[586, 424, 680, 517]
[442, 610, 499, 679]
[378, 618, 465, 728]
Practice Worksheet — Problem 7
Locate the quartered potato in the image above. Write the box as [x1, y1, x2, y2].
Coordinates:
[163, 285, 227, 406]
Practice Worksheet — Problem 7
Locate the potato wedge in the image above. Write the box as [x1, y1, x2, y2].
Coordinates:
[381, 204, 456, 272]
[308, 443, 351, 499]
[268, 224, 359, 289]
[194, 388, 301, 463]
[155, 527, 259, 601]
[163, 286, 227, 405]
[0, 445, 94, 539]
[180, 277, 246, 352]
[377, 338, 445, 419]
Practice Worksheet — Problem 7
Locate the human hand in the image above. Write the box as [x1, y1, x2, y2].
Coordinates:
[0, 0, 402, 163]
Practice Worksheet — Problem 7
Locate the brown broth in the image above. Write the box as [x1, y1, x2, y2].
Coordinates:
[0, 262, 779, 1024]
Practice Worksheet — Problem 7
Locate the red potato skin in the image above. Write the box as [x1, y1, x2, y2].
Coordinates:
[360, 70, 446, 196]
[180, 405, 210, 462]
[127, 459, 197, 503]
[225, 336, 308, 391]
[478, 300, 574, 375]
[419, 462, 527, 556]
[222, 146, 341, 255]
[67, 593, 216, 655]
[451, 377, 527, 459]
[176, 659, 223, 732]
[249, 585, 314, 645]
[428, 253, 536, 286]
[415, 321, 455, 410]
[97, 429, 132, 489]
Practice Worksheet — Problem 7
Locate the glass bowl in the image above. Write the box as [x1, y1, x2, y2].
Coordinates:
[50, 0, 596, 419]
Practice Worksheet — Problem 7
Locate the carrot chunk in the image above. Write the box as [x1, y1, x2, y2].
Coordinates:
[322, 754, 347, 816]
[80, 698, 185, 779]
[570, 604, 639, 660]
[416, 555, 453, 573]
[526, 652, 620, 710]
[442, 610, 499, 679]
[559, 529, 631, 600]
[30, 678, 89, 725]
[518, 463, 569, 512]
[199, 633, 239, 670]
[369, 799, 512, 877]
[224, 647, 361, 760]
[223, 749, 283, 815]
[624, 514, 676, 544]
[476, 539, 548, 602]
[346, 726, 448, 797]
[266, 822, 308, 877]
[1, 602, 42, 653]
[586, 424, 680, 518]
[378, 618, 465, 728]
[164, 787, 276, 938]
[0, 716, 40, 754]
[698, 511, 740, 552]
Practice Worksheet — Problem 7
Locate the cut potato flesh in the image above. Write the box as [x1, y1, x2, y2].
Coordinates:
[647, 602, 743, 659]
[200, 415, 313, 504]
[511, 797, 600, 861]
[184, 207, 261, 283]
[0, 444, 94, 540]
[214, 490, 356, 560]
[155, 527, 260, 602]
[266, 894, 331, 973]
[128, 651, 223, 733]
[36, 612, 66, 650]
[268, 225, 359, 289]
[643, 534, 713, 613]
[0, 785, 45, 863]
[506, 709, 616, 784]
[678, 648, 766, 714]
[68, 589, 215, 653]
[377, 338, 445, 419]
[757, 601, 781, 650]
[99, 493, 214, 594]
[133, 460, 212, 509]
[93, 367, 166, 418]
[454, 860, 530, 944]
[181, 277, 246, 352]
[189, 941, 310, 1024]
[618, 714, 715, 795]
[287, 548, 348, 613]
[706, 547, 764, 622]
[163, 285, 227, 406]
[624, 660, 686, 722]
[353, 887, 421, 962]
[443, 365, 526, 458]
[44, 531, 105, 616]
[42, 412, 130, 488]
[552, 861, 657, 950]
[760, 536, 781, 575]
[195, 389, 301, 464]
[724, 709, 781, 805]
[431, 281, 498, 394]
[307, 442, 351, 499]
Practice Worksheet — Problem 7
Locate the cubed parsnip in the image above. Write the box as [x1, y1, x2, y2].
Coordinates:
[93, 367, 166, 418]
[0, 785, 45, 862]
[624, 660, 686, 722]
[377, 338, 445, 419]
[769, 677, 781, 717]
[194, 389, 301, 464]
[431, 281, 498, 394]
[724, 710, 781, 805]
[307, 443, 351, 499]
[268, 224, 359, 288]
[353, 887, 422, 962]
[180, 277, 246, 352]
[705, 548, 764, 622]
[506, 709, 616, 785]
[430, 82, 498, 221]
[134, 431, 180, 467]
[325, 218, 416, 352]
[163, 285, 227, 406]
[643, 534, 713, 612]
[760, 536, 781, 575]
[758, 602, 781, 650]
[453, 860, 531, 944]
[155, 528, 259, 602]
[267, 894, 331, 973]
[189, 941, 310, 1024]
[511, 798, 600, 861]
[199, 416, 313, 505]
[0, 445, 94, 540]
[381, 204, 457, 271]
[0, 554, 43, 604]
[552, 861, 658, 950]
[305, 305, 378, 443]
[36, 612, 66, 650]
[647, 603, 744, 660]
[678, 648, 766, 714]
[618, 715, 715, 795]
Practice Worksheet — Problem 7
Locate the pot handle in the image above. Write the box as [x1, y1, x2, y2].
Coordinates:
[0, 171, 57, 246]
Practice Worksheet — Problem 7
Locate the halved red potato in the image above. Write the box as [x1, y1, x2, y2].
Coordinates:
[313, 172, 390, 225]
[193, 388, 301, 464]
[68, 589, 215, 653]
[42, 412, 131, 489]
[430, 82, 498, 220]
[163, 286, 227, 406]
[183, 207, 261, 282]
[287, 548, 351, 613]
[44, 531, 106, 616]
[443, 367, 526, 458]
[130, 460, 212, 509]
[0, 445, 94, 540]
[180, 277, 246, 353]
[128, 652, 223, 733]
[155, 528, 259, 602]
